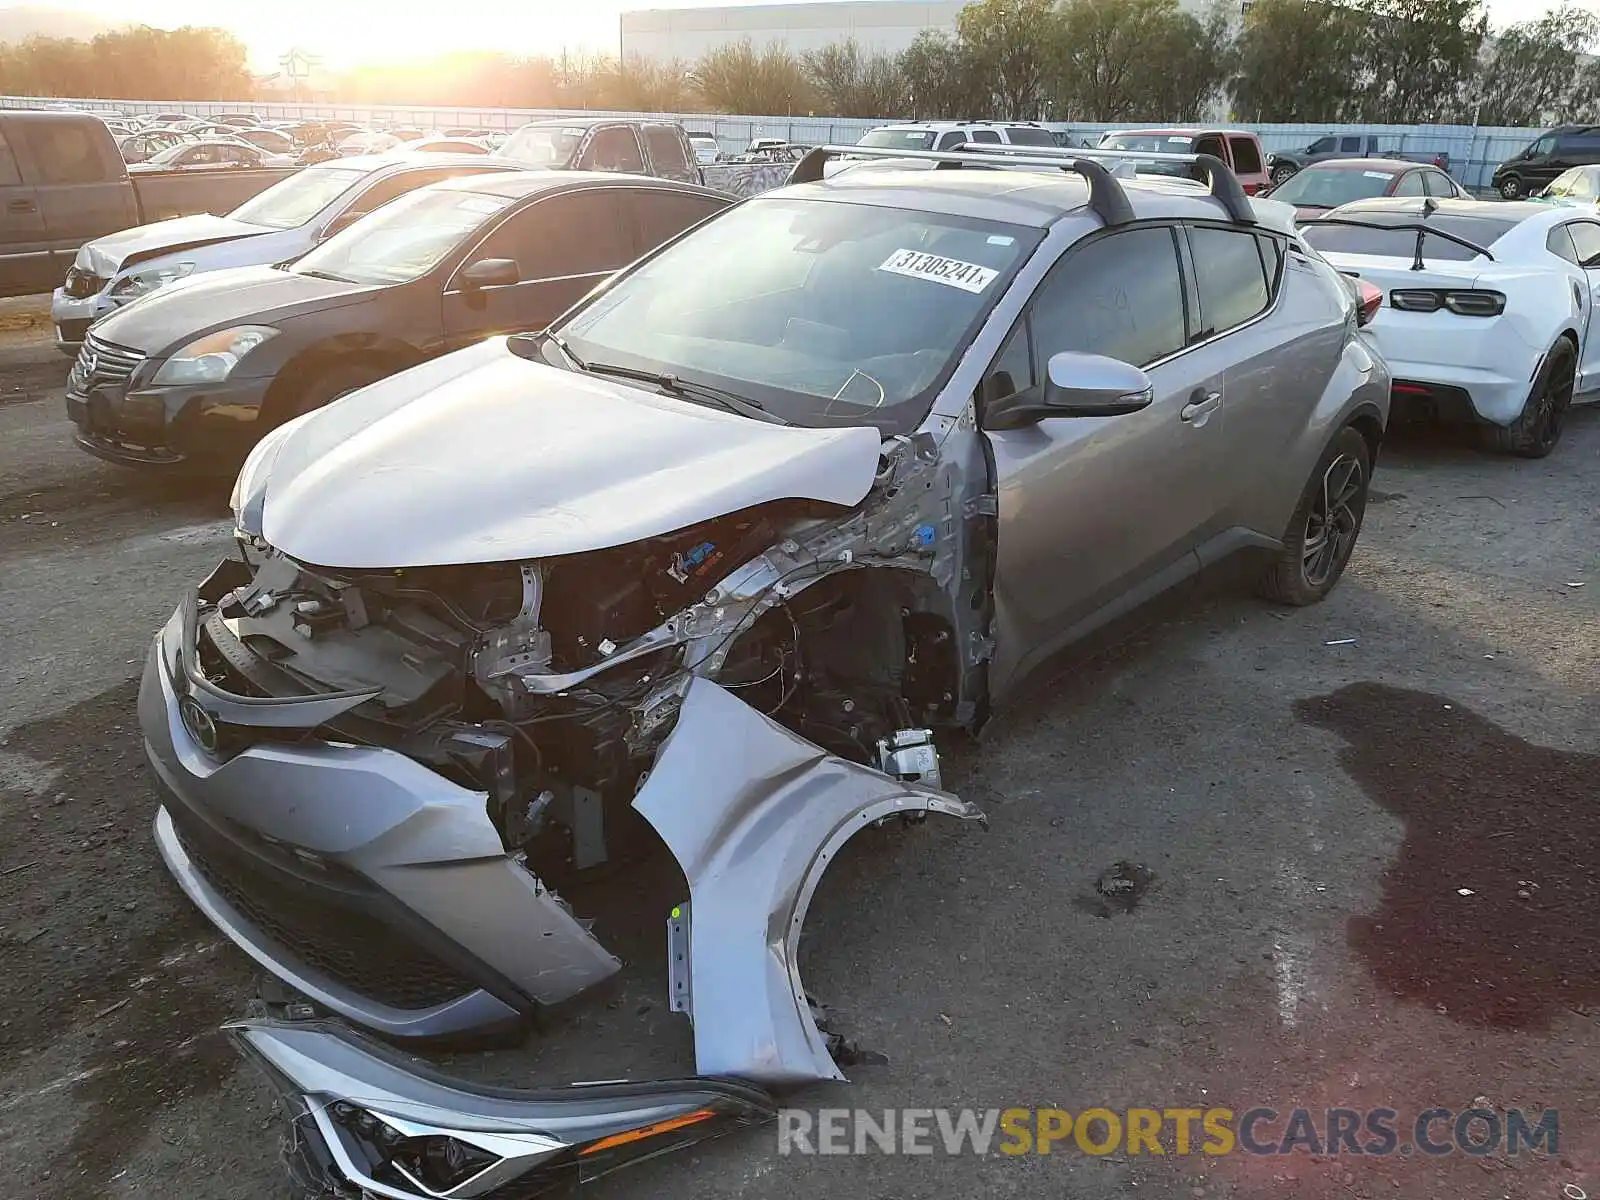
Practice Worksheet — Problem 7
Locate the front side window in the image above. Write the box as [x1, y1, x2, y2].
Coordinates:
[1005, 126, 1056, 147]
[1030, 226, 1187, 368]
[970, 129, 1002, 144]
[229, 165, 366, 229]
[1568, 221, 1600, 268]
[293, 186, 513, 286]
[1338, 137, 1363, 153]
[936, 131, 965, 150]
[1391, 171, 1425, 197]
[557, 196, 1040, 433]
[582, 128, 646, 173]
[1188, 226, 1272, 336]
[23, 121, 108, 184]
[1530, 135, 1557, 157]
[473, 191, 627, 280]
[642, 126, 690, 175]
[1422, 171, 1457, 197]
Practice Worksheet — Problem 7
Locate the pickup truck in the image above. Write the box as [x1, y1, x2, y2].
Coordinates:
[0, 111, 297, 297]
[495, 118, 702, 183]
[1267, 134, 1450, 185]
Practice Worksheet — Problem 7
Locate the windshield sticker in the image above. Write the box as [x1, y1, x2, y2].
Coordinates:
[1363, 170, 1395, 179]
[878, 248, 999, 294]
[987, 234, 1016, 246]
[1168, 135, 1193, 145]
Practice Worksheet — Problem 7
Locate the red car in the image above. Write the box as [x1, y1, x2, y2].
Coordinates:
[1264, 157, 1471, 222]
[1097, 126, 1272, 194]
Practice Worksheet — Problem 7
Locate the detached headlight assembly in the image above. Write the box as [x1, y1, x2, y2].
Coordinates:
[110, 260, 195, 298]
[153, 325, 277, 386]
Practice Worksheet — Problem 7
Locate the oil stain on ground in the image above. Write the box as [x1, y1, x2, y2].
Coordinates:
[1298, 681, 1600, 1030]
[0, 679, 254, 1196]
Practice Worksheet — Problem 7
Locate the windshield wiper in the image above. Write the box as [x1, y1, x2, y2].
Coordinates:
[294, 268, 352, 283]
[580, 361, 787, 425]
[510, 328, 586, 369]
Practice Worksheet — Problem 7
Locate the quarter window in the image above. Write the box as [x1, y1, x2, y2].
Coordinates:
[1547, 225, 1580, 264]
[1189, 226, 1272, 337]
[1030, 226, 1187, 368]
[1567, 221, 1600, 268]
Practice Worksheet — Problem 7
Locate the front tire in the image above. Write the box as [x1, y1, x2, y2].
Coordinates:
[1256, 426, 1371, 606]
[1480, 339, 1575, 459]
[1497, 174, 1524, 199]
[283, 362, 390, 423]
[1270, 163, 1296, 186]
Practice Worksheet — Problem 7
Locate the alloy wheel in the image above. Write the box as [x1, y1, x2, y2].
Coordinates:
[1302, 454, 1364, 588]
[1535, 351, 1576, 453]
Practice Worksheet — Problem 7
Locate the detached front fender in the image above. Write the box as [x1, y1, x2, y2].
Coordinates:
[633, 678, 985, 1087]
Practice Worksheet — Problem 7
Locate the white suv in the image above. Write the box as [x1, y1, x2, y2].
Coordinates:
[856, 121, 1060, 152]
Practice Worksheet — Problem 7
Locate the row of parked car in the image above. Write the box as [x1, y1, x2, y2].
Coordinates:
[33, 124, 1600, 1200]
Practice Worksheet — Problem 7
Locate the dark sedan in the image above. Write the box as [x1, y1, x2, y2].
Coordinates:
[1264, 158, 1470, 222]
[65, 172, 734, 470]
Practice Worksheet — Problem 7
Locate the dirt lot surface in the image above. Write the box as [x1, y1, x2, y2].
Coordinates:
[1, 327, 1596, 1200]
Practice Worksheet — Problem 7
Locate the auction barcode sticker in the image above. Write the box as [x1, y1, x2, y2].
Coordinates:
[877, 248, 999, 294]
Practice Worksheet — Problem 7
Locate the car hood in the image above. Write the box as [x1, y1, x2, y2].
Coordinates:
[92, 266, 377, 354]
[252, 339, 884, 569]
[81, 213, 274, 276]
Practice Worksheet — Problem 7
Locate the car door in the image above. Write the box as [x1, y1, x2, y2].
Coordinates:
[1227, 134, 1266, 193]
[640, 124, 697, 183]
[0, 124, 55, 295]
[442, 188, 633, 347]
[982, 224, 1227, 683]
[1562, 220, 1600, 392]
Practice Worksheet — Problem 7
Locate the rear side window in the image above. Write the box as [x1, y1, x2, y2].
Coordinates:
[21, 121, 110, 185]
[1005, 126, 1056, 147]
[1301, 215, 1518, 261]
[1568, 221, 1600, 268]
[642, 126, 690, 176]
[0, 130, 21, 186]
[478, 191, 629, 279]
[1188, 225, 1271, 336]
[1228, 136, 1263, 175]
[1547, 225, 1580, 264]
[1391, 172, 1425, 197]
[1421, 171, 1455, 197]
[627, 190, 727, 257]
[1031, 226, 1187, 367]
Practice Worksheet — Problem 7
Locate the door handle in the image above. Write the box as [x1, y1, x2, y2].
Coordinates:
[1181, 390, 1221, 422]
[7, 198, 35, 213]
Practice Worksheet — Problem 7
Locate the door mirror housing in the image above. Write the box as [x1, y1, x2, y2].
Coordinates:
[458, 258, 520, 290]
[986, 352, 1154, 429]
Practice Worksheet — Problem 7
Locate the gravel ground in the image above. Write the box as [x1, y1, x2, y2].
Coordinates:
[0, 327, 1596, 1200]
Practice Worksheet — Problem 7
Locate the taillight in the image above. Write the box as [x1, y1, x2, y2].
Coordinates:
[1355, 280, 1382, 326]
[1390, 288, 1504, 316]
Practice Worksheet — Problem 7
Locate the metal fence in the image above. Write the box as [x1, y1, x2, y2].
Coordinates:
[0, 94, 1545, 192]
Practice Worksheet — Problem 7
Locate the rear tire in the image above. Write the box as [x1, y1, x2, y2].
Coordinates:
[1255, 426, 1371, 606]
[1480, 340, 1575, 459]
[1497, 174, 1524, 199]
[282, 362, 389, 423]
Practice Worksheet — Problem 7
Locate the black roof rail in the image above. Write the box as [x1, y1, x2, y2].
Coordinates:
[957, 142, 1257, 225]
[786, 143, 1137, 226]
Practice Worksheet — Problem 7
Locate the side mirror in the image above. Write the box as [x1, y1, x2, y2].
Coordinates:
[988, 352, 1154, 429]
[458, 258, 520, 290]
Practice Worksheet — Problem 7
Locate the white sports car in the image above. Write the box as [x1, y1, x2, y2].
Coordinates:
[1301, 197, 1599, 456]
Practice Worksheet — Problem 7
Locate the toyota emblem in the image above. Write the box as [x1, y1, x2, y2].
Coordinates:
[179, 695, 219, 752]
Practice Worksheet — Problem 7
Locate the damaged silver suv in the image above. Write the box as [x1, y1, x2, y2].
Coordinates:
[140, 143, 1389, 1195]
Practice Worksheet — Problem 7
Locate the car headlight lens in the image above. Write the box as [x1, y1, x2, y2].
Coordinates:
[110, 261, 195, 298]
[153, 326, 277, 386]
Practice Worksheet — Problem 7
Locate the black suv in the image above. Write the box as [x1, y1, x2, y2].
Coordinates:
[1492, 125, 1600, 198]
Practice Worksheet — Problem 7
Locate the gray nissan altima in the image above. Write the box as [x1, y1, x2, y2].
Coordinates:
[139, 144, 1390, 1196]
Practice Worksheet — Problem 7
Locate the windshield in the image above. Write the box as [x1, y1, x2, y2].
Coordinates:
[499, 124, 584, 167]
[1269, 165, 1394, 208]
[1101, 133, 1196, 155]
[229, 166, 366, 229]
[292, 186, 512, 285]
[857, 129, 936, 151]
[1545, 168, 1596, 200]
[555, 197, 1039, 434]
[1301, 213, 1519, 261]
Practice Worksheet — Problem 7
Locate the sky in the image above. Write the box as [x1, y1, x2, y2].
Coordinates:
[17, 0, 1587, 70]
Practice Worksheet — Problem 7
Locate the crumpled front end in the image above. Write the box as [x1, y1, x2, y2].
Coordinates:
[230, 1018, 775, 1199]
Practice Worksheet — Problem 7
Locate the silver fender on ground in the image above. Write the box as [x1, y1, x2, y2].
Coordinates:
[632, 677, 986, 1086]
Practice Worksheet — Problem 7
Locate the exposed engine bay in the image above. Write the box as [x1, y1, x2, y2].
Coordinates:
[196, 427, 995, 874]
